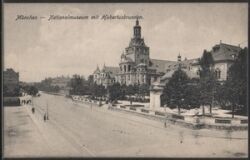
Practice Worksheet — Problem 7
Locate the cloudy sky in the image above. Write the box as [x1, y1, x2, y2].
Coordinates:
[4, 3, 248, 82]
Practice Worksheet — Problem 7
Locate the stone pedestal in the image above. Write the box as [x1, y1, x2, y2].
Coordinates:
[149, 82, 164, 111]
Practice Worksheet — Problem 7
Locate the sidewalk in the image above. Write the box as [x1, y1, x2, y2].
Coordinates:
[4, 104, 83, 157]
[4, 106, 52, 157]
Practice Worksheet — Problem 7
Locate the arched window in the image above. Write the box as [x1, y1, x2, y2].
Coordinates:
[215, 69, 221, 79]
[196, 70, 200, 76]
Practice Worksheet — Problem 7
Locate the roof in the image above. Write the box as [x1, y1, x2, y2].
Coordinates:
[102, 66, 120, 74]
[211, 43, 241, 62]
[161, 68, 199, 81]
[93, 66, 100, 74]
[180, 58, 198, 66]
[129, 38, 147, 47]
[149, 59, 177, 73]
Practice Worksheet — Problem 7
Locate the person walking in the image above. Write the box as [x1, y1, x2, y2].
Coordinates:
[32, 107, 35, 114]
[44, 113, 47, 122]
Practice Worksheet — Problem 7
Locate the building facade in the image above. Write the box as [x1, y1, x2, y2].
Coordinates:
[50, 75, 71, 88]
[93, 64, 120, 88]
[93, 19, 176, 87]
[150, 42, 243, 110]
[93, 19, 243, 88]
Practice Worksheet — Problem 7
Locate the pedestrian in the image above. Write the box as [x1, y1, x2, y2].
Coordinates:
[32, 107, 35, 114]
[44, 113, 46, 122]
[164, 121, 167, 128]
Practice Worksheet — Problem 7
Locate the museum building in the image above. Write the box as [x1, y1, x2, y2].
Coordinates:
[93, 19, 243, 88]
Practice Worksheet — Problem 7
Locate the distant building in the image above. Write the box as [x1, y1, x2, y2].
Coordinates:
[150, 42, 243, 110]
[93, 19, 243, 88]
[158, 42, 242, 84]
[93, 19, 177, 87]
[50, 75, 71, 88]
[210, 42, 242, 81]
[93, 64, 120, 88]
[3, 68, 19, 96]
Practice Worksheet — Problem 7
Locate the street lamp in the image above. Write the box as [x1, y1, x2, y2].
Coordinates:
[46, 101, 49, 120]
[231, 54, 237, 118]
[164, 103, 167, 128]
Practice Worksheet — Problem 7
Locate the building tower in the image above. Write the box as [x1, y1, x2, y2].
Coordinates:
[134, 19, 141, 38]
[178, 53, 181, 62]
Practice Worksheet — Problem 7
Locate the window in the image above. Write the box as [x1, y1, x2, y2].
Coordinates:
[215, 69, 221, 79]
[128, 65, 131, 72]
[154, 77, 157, 81]
[196, 70, 200, 76]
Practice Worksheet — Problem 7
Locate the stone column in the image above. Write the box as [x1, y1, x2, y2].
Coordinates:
[149, 83, 164, 111]
[150, 90, 155, 110]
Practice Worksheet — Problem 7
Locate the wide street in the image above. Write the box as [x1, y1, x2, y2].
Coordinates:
[4, 92, 248, 157]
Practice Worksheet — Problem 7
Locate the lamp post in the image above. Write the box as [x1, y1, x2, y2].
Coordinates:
[231, 54, 236, 118]
[164, 103, 167, 127]
[46, 101, 49, 120]
[31, 96, 35, 114]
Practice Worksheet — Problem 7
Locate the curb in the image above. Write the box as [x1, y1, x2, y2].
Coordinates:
[110, 106, 248, 131]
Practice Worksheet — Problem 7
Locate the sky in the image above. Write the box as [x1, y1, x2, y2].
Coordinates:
[4, 3, 248, 82]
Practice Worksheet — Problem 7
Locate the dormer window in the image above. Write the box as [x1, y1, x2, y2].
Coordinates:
[231, 54, 236, 60]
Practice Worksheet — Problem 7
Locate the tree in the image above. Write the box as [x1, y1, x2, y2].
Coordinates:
[91, 83, 106, 100]
[107, 83, 121, 102]
[87, 75, 94, 86]
[27, 86, 39, 96]
[184, 79, 201, 109]
[139, 84, 150, 100]
[125, 85, 135, 104]
[222, 47, 247, 117]
[161, 68, 190, 115]
[198, 50, 216, 115]
[69, 74, 88, 95]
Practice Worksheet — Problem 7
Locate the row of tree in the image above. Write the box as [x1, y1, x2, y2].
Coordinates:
[35, 78, 61, 93]
[3, 85, 21, 97]
[107, 83, 150, 102]
[3, 84, 39, 97]
[161, 47, 247, 117]
[21, 85, 39, 96]
[68, 75, 150, 103]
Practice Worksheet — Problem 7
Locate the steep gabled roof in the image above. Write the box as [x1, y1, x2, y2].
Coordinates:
[211, 43, 241, 62]
[149, 59, 177, 73]
[102, 66, 120, 74]
[93, 66, 100, 74]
